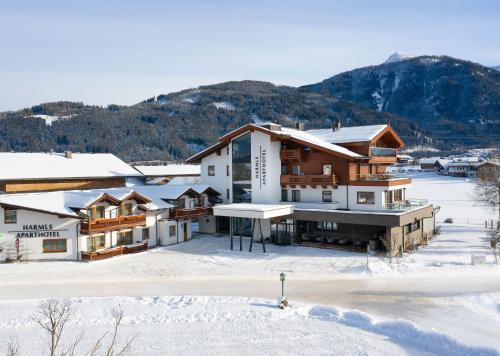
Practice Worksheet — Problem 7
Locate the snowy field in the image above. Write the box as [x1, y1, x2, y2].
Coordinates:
[0, 172, 499, 354]
[0, 296, 497, 356]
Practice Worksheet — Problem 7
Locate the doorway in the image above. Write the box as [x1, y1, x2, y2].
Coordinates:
[183, 222, 188, 241]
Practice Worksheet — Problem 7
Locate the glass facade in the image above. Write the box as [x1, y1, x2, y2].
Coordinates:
[232, 133, 252, 203]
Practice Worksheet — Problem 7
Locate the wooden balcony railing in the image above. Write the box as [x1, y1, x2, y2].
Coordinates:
[171, 206, 213, 219]
[349, 174, 411, 186]
[280, 174, 337, 186]
[81, 242, 148, 261]
[81, 214, 146, 233]
[280, 149, 302, 161]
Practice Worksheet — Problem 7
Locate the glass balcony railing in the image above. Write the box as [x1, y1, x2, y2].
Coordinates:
[370, 146, 397, 157]
[383, 199, 429, 211]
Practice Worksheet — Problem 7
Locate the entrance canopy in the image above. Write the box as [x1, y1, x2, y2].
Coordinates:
[213, 203, 293, 219]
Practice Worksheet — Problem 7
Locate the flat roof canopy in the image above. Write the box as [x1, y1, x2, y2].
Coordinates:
[213, 203, 294, 219]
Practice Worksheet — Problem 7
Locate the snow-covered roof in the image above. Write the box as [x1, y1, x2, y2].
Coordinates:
[0, 153, 141, 180]
[0, 186, 177, 217]
[274, 127, 363, 158]
[306, 125, 387, 144]
[213, 203, 294, 219]
[134, 164, 200, 177]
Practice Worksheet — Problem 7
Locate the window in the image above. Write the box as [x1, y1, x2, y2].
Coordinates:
[208, 165, 215, 176]
[405, 220, 421, 234]
[43, 239, 67, 253]
[95, 234, 105, 249]
[322, 190, 332, 203]
[281, 165, 288, 175]
[323, 165, 332, 176]
[120, 203, 133, 216]
[393, 189, 403, 202]
[4, 209, 16, 224]
[232, 133, 251, 203]
[169, 225, 176, 237]
[226, 165, 230, 176]
[317, 221, 338, 231]
[292, 165, 300, 175]
[281, 189, 288, 202]
[95, 206, 105, 219]
[117, 231, 133, 246]
[357, 191, 375, 204]
[226, 189, 230, 200]
[292, 190, 300, 202]
[226, 146, 230, 155]
[142, 228, 150, 240]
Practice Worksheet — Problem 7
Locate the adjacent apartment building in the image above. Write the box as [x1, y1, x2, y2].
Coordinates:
[187, 122, 437, 255]
[0, 153, 219, 261]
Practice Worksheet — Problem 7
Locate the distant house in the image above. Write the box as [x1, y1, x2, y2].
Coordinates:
[417, 157, 451, 171]
[0, 152, 142, 193]
[446, 160, 490, 177]
[396, 154, 415, 165]
[134, 164, 201, 185]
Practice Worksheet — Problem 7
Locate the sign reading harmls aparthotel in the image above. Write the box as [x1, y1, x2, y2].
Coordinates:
[254, 146, 267, 188]
[9, 224, 67, 238]
[251, 130, 281, 203]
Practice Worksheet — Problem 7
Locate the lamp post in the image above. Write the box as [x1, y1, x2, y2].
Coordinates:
[280, 272, 286, 298]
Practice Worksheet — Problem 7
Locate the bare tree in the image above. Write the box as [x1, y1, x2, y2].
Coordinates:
[489, 229, 500, 264]
[89, 306, 137, 356]
[475, 161, 500, 220]
[4, 338, 19, 356]
[32, 299, 72, 356]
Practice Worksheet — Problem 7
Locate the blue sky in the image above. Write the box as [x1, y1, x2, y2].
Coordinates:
[1, 0, 499, 110]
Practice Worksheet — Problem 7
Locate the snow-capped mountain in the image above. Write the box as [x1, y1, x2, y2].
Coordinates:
[301, 54, 500, 146]
[383, 52, 414, 64]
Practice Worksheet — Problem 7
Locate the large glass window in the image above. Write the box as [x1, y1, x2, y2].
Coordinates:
[232, 133, 252, 203]
[357, 191, 375, 204]
[292, 190, 301, 202]
[117, 231, 133, 245]
[322, 190, 332, 202]
[281, 190, 288, 202]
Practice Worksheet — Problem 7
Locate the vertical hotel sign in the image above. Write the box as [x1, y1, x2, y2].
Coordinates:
[254, 146, 267, 189]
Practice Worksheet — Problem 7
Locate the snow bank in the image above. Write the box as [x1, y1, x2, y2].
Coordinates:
[0, 296, 495, 356]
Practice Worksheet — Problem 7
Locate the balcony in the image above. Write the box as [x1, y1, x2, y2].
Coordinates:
[369, 146, 397, 157]
[81, 214, 146, 234]
[383, 199, 429, 211]
[171, 206, 213, 219]
[349, 173, 411, 186]
[280, 174, 337, 187]
[280, 149, 302, 161]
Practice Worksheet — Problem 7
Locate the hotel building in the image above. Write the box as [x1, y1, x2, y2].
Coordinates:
[187, 122, 437, 255]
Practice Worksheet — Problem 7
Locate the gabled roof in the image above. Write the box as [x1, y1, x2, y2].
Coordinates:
[0, 187, 173, 218]
[186, 124, 369, 163]
[134, 164, 201, 177]
[0, 153, 142, 181]
[306, 125, 404, 147]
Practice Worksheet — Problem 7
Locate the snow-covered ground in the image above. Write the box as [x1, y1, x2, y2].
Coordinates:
[0, 296, 496, 356]
[0, 172, 499, 353]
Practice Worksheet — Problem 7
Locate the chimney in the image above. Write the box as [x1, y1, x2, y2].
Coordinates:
[64, 150, 72, 159]
[295, 122, 305, 131]
[333, 120, 341, 131]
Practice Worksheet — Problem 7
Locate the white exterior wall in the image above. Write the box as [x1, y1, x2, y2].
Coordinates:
[200, 145, 232, 203]
[158, 219, 179, 246]
[199, 215, 216, 234]
[250, 131, 282, 204]
[0, 207, 80, 261]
